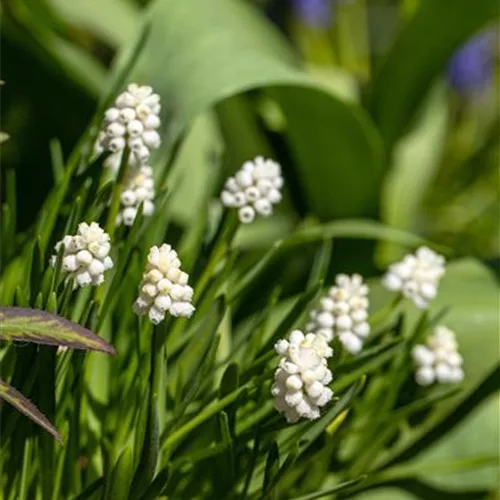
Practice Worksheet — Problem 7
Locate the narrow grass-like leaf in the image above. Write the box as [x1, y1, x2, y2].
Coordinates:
[18, 438, 33, 500]
[138, 467, 170, 500]
[373, 456, 499, 484]
[336, 338, 400, 375]
[162, 385, 248, 452]
[263, 441, 280, 498]
[1, 204, 14, 266]
[0, 378, 62, 442]
[257, 282, 322, 357]
[307, 239, 333, 289]
[0, 307, 116, 354]
[379, 364, 500, 470]
[62, 195, 84, 239]
[231, 219, 442, 302]
[332, 343, 402, 393]
[49, 138, 65, 185]
[229, 241, 284, 302]
[215, 411, 235, 493]
[242, 428, 261, 498]
[131, 405, 160, 499]
[219, 363, 239, 435]
[262, 446, 298, 499]
[104, 446, 134, 500]
[288, 477, 367, 500]
[239, 379, 365, 494]
[72, 478, 104, 500]
[29, 238, 44, 303]
[46, 243, 65, 301]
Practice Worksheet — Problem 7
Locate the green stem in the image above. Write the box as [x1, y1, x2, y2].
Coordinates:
[369, 295, 403, 328]
[105, 146, 130, 238]
[194, 212, 239, 303]
[162, 385, 249, 452]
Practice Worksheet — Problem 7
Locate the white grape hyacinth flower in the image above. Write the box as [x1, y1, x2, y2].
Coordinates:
[220, 156, 284, 224]
[133, 244, 195, 325]
[117, 165, 156, 226]
[412, 326, 464, 386]
[382, 246, 446, 309]
[307, 274, 370, 355]
[95, 83, 161, 171]
[51, 222, 113, 287]
[271, 330, 333, 423]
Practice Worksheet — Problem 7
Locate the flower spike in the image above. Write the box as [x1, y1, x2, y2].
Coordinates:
[134, 244, 195, 325]
[51, 222, 113, 287]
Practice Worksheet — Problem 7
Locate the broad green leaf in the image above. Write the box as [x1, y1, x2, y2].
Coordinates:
[371, 259, 500, 488]
[48, 0, 138, 47]
[369, 0, 499, 147]
[272, 86, 383, 217]
[2, 3, 106, 96]
[126, 0, 383, 219]
[375, 454, 499, 485]
[167, 114, 223, 227]
[0, 378, 62, 442]
[0, 307, 116, 354]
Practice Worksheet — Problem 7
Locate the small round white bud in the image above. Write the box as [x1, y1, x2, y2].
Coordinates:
[254, 198, 273, 216]
[238, 206, 255, 224]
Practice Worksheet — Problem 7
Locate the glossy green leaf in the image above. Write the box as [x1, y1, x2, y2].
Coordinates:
[126, 0, 383, 219]
[369, 0, 499, 147]
[0, 378, 62, 442]
[0, 307, 116, 354]
[49, 0, 138, 47]
[272, 86, 383, 217]
[371, 259, 500, 488]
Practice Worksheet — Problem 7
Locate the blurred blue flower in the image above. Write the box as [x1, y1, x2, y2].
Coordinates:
[447, 32, 494, 94]
[292, 0, 333, 29]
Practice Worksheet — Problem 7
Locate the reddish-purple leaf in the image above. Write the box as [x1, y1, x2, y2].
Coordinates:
[0, 378, 62, 442]
[0, 307, 115, 354]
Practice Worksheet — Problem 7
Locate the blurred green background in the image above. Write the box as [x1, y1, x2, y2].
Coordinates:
[1, 0, 498, 260]
[1, 0, 499, 496]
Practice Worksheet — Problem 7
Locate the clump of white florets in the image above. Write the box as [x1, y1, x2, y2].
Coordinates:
[412, 326, 464, 386]
[95, 83, 161, 171]
[307, 274, 370, 354]
[51, 222, 113, 287]
[382, 246, 446, 309]
[117, 165, 156, 226]
[272, 330, 334, 423]
[133, 244, 195, 324]
[220, 156, 284, 224]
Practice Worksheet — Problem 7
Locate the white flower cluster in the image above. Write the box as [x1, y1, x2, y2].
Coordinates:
[133, 244, 195, 324]
[383, 246, 446, 309]
[271, 330, 333, 423]
[95, 83, 161, 171]
[117, 165, 156, 226]
[307, 274, 370, 354]
[51, 222, 113, 287]
[412, 326, 464, 386]
[220, 156, 284, 224]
